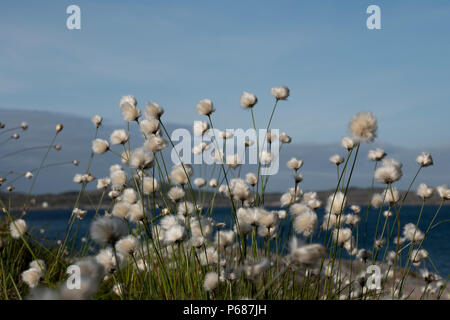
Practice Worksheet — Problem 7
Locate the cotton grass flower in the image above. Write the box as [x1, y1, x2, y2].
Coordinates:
[403, 223, 425, 243]
[121, 188, 137, 204]
[204, 272, 219, 291]
[329, 154, 344, 166]
[72, 208, 87, 220]
[10, 219, 27, 239]
[110, 170, 127, 191]
[110, 129, 129, 145]
[226, 154, 241, 169]
[145, 135, 168, 152]
[139, 118, 160, 136]
[112, 201, 130, 219]
[332, 228, 352, 246]
[119, 95, 141, 121]
[417, 183, 434, 200]
[92, 139, 109, 154]
[96, 248, 124, 273]
[115, 235, 139, 256]
[416, 152, 433, 167]
[279, 132, 292, 144]
[164, 224, 185, 245]
[374, 158, 403, 184]
[289, 238, 326, 268]
[56, 124, 63, 133]
[240, 91, 258, 108]
[145, 102, 164, 119]
[168, 186, 185, 202]
[90, 216, 128, 246]
[170, 164, 193, 185]
[91, 115, 102, 128]
[215, 230, 235, 248]
[270, 86, 290, 100]
[259, 151, 273, 165]
[129, 147, 154, 170]
[384, 187, 400, 204]
[245, 173, 258, 186]
[193, 121, 210, 136]
[97, 178, 111, 189]
[194, 177, 206, 188]
[21, 269, 41, 288]
[436, 185, 450, 200]
[325, 192, 347, 215]
[143, 177, 159, 194]
[196, 99, 215, 116]
[128, 203, 147, 222]
[341, 137, 355, 150]
[349, 112, 377, 142]
[368, 148, 386, 161]
[294, 210, 318, 237]
[25, 171, 33, 179]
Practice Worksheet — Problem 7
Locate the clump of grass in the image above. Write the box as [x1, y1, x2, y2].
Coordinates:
[0, 87, 449, 300]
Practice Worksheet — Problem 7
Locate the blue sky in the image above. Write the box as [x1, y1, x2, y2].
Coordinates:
[1, 0, 450, 148]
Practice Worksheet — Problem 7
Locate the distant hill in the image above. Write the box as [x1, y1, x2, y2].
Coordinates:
[2, 187, 445, 212]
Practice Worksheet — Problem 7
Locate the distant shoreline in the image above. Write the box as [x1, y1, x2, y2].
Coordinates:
[2, 187, 448, 211]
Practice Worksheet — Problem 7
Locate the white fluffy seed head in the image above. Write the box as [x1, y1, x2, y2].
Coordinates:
[110, 129, 129, 145]
[164, 224, 185, 244]
[226, 154, 241, 169]
[145, 135, 168, 153]
[349, 112, 377, 142]
[128, 203, 146, 222]
[21, 269, 41, 288]
[326, 192, 347, 215]
[129, 147, 154, 170]
[332, 228, 353, 246]
[119, 95, 140, 121]
[121, 188, 137, 204]
[194, 177, 206, 188]
[289, 239, 326, 267]
[416, 152, 433, 167]
[115, 235, 139, 256]
[143, 177, 159, 194]
[145, 102, 164, 120]
[203, 272, 219, 291]
[193, 121, 210, 136]
[368, 148, 386, 161]
[384, 187, 400, 204]
[92, 139, 109, 154]
[245, 172, 258, 186]
[329, 154, 344, 165]
[270, 86, 290, 100]
[240, 91, 258, 108]
[294, 211, 318, 237]
[139, 118, 160, 136]
[72, 208, 88, 220]
[341, 137, 355, 150]
[279, 132, 292, 144]
[168, 186, 185, 202]
[112, 201, 130, 219]
[90, 216, 128, 245]
[196, 98, 215, 116]
[110, 170, 127, 190]
[10, 219, 27, 239]
[91, 115, 103, 128]
[374, 158, 403, 184]
[209, 179, 218, 188]
[97, 178, 111, 189]
[417, 183, 434, 200]
[437, 185, 450, 200]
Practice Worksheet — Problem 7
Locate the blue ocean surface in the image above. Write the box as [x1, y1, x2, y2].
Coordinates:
[21, 205, 450, 277]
